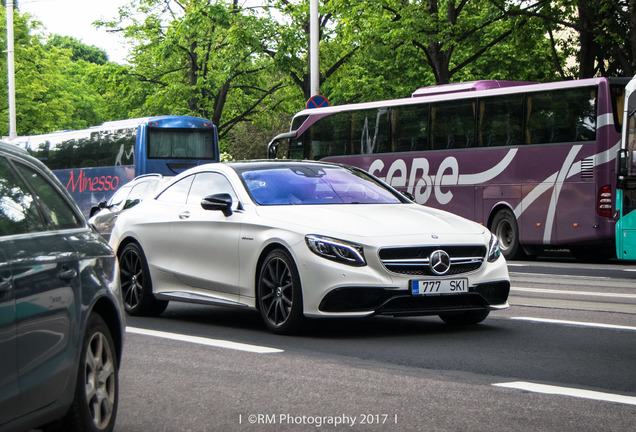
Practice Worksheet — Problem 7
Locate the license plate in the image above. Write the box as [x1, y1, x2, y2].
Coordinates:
[411, 278, 468, 295]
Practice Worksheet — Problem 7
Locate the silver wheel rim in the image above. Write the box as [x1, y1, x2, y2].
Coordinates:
[495, 219, 513, 252]
[260, 257, 293, 327]
[85, 331, 116, 429]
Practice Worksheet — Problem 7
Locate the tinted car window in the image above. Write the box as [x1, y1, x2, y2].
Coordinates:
[15, 162, 82, 230]
[0, 157, 47, 236]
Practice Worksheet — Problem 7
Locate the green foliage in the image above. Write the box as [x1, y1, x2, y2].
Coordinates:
[0, 8, 146, 137]
[45, 35, 109, 65]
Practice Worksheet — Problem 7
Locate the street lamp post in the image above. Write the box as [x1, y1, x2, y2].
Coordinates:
[310, 0, 319, 97]
[6, 0, 17, 138]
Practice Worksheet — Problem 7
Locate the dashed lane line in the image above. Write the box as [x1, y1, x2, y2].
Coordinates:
[493, 381, 636, 406]
[510, 317, 636, 331]
[511, 286, 636, 299]
[126, 327, 284, 354]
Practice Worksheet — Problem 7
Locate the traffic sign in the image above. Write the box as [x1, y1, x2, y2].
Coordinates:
[306, 94, 330, 109]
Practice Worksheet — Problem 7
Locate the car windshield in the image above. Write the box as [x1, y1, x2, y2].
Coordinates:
[240, 165, 404, 205]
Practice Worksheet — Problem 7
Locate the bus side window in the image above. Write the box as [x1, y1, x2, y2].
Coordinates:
[526, 87, 596, 145]
[525, 92, 552, 144]
[393, 104, 429, 152]
[430, 100, 475, 150]
[479, 95, 523, 147]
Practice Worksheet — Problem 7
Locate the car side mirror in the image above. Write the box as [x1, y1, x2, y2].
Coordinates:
[89, 201, 107, 217]
[201, 193, 233, 217]
[123, 198, 141, 210]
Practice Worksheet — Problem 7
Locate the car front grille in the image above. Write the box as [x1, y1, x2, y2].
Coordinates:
[379, 245, 487, 276]
[318, 281, 510, 314]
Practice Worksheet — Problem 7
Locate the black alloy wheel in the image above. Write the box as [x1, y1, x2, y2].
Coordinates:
[257, 249, 305, 334]
[118, 242, 168, 316]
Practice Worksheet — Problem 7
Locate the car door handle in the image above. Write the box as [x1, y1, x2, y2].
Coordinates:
[179, 211, 191, 220]
[58, 266, 78, 282]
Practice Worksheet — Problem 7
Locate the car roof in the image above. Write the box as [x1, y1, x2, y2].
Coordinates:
[206, 159, 350, 173]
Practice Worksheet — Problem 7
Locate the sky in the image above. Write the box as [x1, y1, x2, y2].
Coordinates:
[19, 0, 131, 64]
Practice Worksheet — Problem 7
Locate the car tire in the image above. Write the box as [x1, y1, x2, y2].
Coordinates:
[118, 242, 168, 316]
[490, 208, 524, 260]
[257, 249, 305, 335]
[44, 314, 119, 432]
[439, 309, 490, 325]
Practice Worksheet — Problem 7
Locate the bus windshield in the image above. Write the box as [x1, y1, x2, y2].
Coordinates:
[147, 128, 216, 159]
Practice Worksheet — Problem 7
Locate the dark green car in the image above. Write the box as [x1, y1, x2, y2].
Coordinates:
[0, 141, 125, 432]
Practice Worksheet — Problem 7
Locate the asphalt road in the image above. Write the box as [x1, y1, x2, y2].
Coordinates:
[113, 259, 636, 432]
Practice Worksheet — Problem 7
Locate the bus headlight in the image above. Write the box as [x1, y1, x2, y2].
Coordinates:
[487, 233, 502, 262]
[305, 235, 366, 267]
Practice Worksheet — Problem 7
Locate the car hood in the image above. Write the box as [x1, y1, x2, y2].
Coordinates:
[254, 203, 486, 240]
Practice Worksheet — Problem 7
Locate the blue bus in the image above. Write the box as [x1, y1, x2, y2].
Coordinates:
[8, 115, 219, 215]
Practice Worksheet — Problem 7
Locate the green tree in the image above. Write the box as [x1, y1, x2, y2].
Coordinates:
[45, 35, 109, 65]
[496, 0, 635, 78]
[101, 0, 289, 145]
[0, 9, 126, 136]
[329, 0, 558, 86]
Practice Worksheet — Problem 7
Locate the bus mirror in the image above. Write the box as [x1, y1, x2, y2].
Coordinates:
[617, 149, 628, 190]
[267, 132, 297, 159]
[617, 148, 628, 177]
[267, 142, 278, 159]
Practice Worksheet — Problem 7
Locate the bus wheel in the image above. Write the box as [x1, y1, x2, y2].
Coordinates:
[491, 208, 523, 260]
[118, 243, 168, 316]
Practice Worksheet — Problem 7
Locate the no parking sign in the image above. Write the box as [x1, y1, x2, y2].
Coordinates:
[306, 95, 330, 109]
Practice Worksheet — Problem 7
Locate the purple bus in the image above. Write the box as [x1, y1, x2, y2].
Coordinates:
[268, 78, 631, 260]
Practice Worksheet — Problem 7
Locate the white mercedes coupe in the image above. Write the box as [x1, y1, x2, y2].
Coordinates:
[109, 160, 510, 334]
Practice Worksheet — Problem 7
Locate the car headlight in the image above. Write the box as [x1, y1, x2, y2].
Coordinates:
[487, 232, 501, 262]
[305, 235, 366, 267]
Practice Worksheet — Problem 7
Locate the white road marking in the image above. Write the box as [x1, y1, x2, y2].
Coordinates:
[493, 381, 636, 406]
[127, 327, 284, 353]
[510, 317, 636, 331]
[511, 287, 636, 299]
